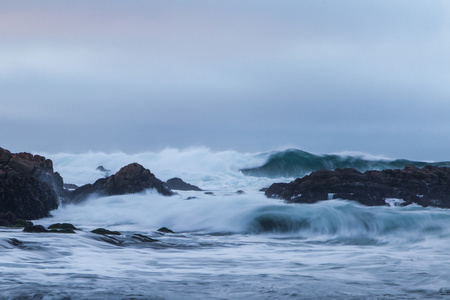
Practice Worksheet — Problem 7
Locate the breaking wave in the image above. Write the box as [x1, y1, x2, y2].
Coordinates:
[244, 200, 450, 243]
[240, 148, 450, 178]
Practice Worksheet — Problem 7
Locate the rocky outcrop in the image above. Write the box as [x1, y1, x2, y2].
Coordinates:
[68, 163, 173, 203]
[265, 165, 450, 208]
[0, 147, 63, 219]
[165, 177, 203, 191]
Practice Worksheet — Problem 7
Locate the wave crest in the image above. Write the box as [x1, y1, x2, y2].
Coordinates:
[240, 149, 450, 178]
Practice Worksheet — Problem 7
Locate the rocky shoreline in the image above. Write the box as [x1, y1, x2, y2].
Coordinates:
[265, 165, 450, 208]
[0, 147, 176, 225]
[2, 146, 450, 228]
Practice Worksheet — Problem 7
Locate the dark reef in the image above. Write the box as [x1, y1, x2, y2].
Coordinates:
[265, 165, 450, 208]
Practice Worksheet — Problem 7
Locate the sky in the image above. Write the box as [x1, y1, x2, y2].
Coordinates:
[1, 0, 450, 160]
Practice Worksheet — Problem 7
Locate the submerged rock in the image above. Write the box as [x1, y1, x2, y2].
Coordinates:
[265, 165, 450, 208]
[91, 228, 121, 235]
[165, 177, 203, 191]
[68, 163, 174, 203]
[132, 234, 158, 242]
[6, 238, 23, 247]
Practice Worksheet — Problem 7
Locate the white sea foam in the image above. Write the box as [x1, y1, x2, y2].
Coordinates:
[3, 148, 450, 299]
[43, 147, 273, 190]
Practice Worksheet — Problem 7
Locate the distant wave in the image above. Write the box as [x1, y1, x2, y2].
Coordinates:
[240, 148, 450, 178]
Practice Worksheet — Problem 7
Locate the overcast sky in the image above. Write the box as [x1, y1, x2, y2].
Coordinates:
[1, 0, 450, 160]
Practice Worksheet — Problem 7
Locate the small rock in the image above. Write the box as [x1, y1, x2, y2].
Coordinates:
[165, 177, 203, 191]
[96, 166, 110, 173]
[157, 227, 174, 234]
[96, 166, 111, 177]
[48, 223, 80, 231]
[23, 224, 48, 233]
[6, 238, 23, 247]
[91, 228, 121, 235]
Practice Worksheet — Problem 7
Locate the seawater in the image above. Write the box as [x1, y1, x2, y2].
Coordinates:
[1, 148, 450, 299]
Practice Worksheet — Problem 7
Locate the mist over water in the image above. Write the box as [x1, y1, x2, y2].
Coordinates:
[2, 147, 450, 299]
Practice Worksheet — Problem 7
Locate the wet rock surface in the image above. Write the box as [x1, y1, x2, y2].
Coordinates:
[0, 147, 62, 219]
[265, 165, 450, 208]
[68, 163, 174, 203]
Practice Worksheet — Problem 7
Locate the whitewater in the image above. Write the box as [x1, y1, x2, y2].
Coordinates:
[1, 148, 450, 299]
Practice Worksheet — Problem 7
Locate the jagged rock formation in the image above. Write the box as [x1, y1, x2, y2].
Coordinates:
[265, 165, 450, 208]
[68, 163, 173, 203]
[165, 177, 203, 191]
[0, 147, 63, 219]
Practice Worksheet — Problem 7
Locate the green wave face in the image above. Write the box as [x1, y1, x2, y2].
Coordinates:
[240, 149, 450, 178]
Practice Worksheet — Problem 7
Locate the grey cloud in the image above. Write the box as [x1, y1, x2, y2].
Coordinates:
[1, 0, 450, 160]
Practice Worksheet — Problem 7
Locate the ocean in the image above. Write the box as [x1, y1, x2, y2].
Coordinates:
[1, 147, 450, 299]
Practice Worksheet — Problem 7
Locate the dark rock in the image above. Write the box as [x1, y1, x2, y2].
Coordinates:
[204, 192, 214, 195]
[68, 163, 174, 203]
[91, 228, 121, 235]
[0, 211, 17, 225]
[132, 234, 158, 242]
[259, 188, 269, 192]
[236, 190, 245, 194]
[23, 224, 48, 233]
[49, 228, 76, 234]
[0, 219, 10, 227]
[265, 165, 450, 208]
[48, 223, 80, 231]
[157, 227, 174, 233]
[185, 196, 197, 200]
[6, 238, 23, 247]
[0, 147, 63, 220]
[96, 166, 111, 177]
[165, 177, 203, 191]
[0, 174, 59, 220]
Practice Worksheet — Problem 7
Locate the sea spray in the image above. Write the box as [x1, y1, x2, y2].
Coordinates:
[40, 190, 450, 246]
[44, 147, 271, 189]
